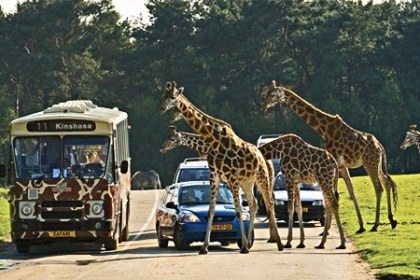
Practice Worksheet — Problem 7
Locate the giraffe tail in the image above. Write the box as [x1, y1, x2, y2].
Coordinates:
[381, 150, 398, 210]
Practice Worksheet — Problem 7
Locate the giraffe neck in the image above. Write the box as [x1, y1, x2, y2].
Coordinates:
[176, 94, 229, 140]
[282, 88, 338, 139]
[180, 132, 210, 155]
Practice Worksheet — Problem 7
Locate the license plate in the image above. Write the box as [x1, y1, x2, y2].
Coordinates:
[302, 207, 308, 213]
[211, 224, 232, 230]
[48, 231, 76, 238]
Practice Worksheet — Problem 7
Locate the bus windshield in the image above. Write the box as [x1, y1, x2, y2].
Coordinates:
[13, 136, 110, 179]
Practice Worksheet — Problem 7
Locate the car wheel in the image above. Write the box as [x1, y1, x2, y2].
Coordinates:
[157, 226, 169, 248]
[15, 241, 30, 253]
[220, 241, 230, 246]
[237, 228, 255, 249]
[173, 224, 189, 250]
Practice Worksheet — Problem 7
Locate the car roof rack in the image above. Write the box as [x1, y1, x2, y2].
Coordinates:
[183, 157, 207, 163]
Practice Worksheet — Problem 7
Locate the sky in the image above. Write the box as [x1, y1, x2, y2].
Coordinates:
[0, 0, 149, 21]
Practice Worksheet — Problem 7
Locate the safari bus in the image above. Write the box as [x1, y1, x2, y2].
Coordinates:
[3, 100, 131, 253]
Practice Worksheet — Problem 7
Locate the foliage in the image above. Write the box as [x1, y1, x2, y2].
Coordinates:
[1, 0, 420, 184]
[0, 187, 10, 243]
[338, 174, 420, 279]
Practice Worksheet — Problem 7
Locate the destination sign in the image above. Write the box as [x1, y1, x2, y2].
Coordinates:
[27, 120, 96, 132]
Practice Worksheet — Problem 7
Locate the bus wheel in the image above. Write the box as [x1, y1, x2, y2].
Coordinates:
[15, 241, 30, 253]
[104, 237, 118, 251]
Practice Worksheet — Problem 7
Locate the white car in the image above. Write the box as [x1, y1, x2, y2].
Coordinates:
[272, 172, 325, 226]
[173, 157, 210, 183]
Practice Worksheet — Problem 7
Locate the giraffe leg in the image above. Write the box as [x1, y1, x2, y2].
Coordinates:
[284, 186, 296, 249]
[294, 189, 305, 248]
[378, 172, 398, 230]
[242, 185, 257, 249]
[364, 168, 384, 232]
[199, 181, 219, 255]
[339, 167, 365, 233]
[255, 178, 283, 251]
[333, 209, 346, 249]
[234, 190, 249, 254]
[315, 210, 332, 249]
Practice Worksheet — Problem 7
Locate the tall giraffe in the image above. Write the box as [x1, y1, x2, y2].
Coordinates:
[259, 133, 346, 249]
[400, 124, 420, 152]
[261, 81, 398, 233]
[161, 127, 346, 249]
[160, 82, 283, 254]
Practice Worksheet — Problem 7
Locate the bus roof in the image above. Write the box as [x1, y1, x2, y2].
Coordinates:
[11, 100, 128, 125]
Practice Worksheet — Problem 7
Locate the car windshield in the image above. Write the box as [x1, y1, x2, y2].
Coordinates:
[180, 184, 234, 205]
[178, 168, 210, 182]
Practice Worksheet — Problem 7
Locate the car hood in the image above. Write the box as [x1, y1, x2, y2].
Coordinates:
[179, 204, 240, 216]
[274, 190, 323, 202]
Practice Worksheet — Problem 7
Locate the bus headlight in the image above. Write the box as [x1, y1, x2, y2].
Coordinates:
[87, 200, 104, 218]
[19, 201, 36, 219]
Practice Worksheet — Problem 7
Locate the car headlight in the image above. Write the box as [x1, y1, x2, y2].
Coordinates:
[241, 212, 250, 221]
[19, 201, 36, 219]
[181, 213, 201, 223]
[275, 199, 285, 206]
[312, 200, 324, 206]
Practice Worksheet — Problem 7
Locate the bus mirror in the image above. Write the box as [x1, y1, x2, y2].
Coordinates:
[0, 164, 5, 178]
[120, 160, 129, 174]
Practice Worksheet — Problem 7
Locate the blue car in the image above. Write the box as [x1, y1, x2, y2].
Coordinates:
[155, 181, 253, 250]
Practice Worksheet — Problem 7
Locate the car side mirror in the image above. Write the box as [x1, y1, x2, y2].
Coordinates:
[166, 201, 177, 209]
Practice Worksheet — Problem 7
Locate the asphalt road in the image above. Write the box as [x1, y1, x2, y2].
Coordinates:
[0, 190, 376, 280]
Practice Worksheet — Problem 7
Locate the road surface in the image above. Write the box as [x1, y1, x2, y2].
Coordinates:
[0, 190, 376, 279]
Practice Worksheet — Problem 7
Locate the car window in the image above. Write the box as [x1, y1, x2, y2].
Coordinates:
[274, 174, 286, 190]
[178, 168, 209, 182]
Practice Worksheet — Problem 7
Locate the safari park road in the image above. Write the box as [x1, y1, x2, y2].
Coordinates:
[0, 190, 376, 280]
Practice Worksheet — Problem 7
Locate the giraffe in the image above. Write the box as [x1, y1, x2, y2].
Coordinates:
[160, 81, 283, 254]
[259, 133, 346, 249]
[160, 125, 210, 157]
[261, 81, 398, 233]
[400, 124, 420, 152]
[161, 127, 346, 249]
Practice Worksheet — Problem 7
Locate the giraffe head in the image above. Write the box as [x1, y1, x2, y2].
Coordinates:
[260, 80, 286, 112]
[400, 124, 420, 150]
[160, 125, 181, 153]
[160, 81, 184, 115]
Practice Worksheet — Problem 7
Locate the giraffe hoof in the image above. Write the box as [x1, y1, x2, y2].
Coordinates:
[240, 248, 249, 254]
[336, 244, 346, 249]
[199, 249, 208, 255]
[356, 227, 366, 234]
[369, 227, 378, 232]
[391, 220, 397, 229]
[284, 244, 292, 249]
[315, 245, 325, 249]
[296, 244, 305, 249]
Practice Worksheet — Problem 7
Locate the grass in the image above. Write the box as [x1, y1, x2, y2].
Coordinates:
[0, 187, 10, 243]
[0, 175, 419, 278]
[338, 174, 420, 279]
